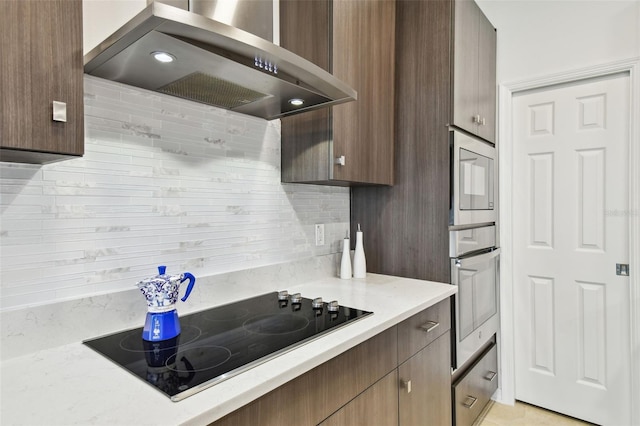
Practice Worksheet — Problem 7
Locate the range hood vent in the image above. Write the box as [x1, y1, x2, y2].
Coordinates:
[84, 1, 357, 120]
[158, 72, 269, 108]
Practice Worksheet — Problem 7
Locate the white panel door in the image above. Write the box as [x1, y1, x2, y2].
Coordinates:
[512, 73, 631, 425]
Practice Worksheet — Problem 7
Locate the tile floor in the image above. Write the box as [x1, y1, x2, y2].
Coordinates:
[476, 401, 596, 426]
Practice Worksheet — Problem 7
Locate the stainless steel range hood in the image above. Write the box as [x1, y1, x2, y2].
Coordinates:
[84, 1, 357, 120]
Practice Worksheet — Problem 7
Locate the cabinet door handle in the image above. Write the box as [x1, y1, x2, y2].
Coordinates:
[473, 114, 481, 124]
[335, 155, 346, 166]
[481, 117, 486, 126]
[419, 321, 439, 333]
[462, 396, 478, 409]
[484, 371, 497, 382]
[52, 101, 67, 122]
[401, 379, 412, 393]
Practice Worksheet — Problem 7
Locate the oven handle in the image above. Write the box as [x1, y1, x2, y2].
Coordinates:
[454, 247, 501, 268]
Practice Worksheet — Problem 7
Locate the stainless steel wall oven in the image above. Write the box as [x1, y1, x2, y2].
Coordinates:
[450, 225, 500, 369]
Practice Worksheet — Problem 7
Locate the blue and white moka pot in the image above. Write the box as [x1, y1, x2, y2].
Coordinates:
[136, 266, 196, 341]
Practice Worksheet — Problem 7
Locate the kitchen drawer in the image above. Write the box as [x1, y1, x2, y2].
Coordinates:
[397, 297, 451, 363]
[452, 342, 498, 426]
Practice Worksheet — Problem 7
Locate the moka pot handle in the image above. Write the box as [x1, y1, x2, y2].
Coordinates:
[180, 273, 196, 302]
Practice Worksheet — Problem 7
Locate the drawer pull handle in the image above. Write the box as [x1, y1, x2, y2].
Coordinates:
[485, 371, 497, 382]
[401, 379, 412, 393]
[463, 396, 478, 409]
[419, 321, 439, 333]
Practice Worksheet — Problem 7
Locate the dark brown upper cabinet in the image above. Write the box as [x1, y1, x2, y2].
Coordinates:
[279, 0, 395, 186]
[1, 0, 84, 164]
[452, 0, 497, 143]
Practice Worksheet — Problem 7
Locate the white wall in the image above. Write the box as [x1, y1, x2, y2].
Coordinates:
[83, 0, 147, 54]
[477, 0, 640, 83]
[82, 0, 280, 53]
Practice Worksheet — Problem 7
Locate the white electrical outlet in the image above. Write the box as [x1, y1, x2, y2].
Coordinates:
[315, 224, 325, 246]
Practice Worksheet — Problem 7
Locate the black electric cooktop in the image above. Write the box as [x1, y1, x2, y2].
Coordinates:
[83, 291, 372, 401]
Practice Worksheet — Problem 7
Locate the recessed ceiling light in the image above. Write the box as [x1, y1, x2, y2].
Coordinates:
[151, 51, 176, 63]
[289, 98, 304, 106]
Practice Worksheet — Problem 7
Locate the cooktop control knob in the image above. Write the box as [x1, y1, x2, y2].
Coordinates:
[312, 297, 324, 309]
[327, 300, 339, 312]
[278, 290, 289, 301]
[291, 293, 302, 304]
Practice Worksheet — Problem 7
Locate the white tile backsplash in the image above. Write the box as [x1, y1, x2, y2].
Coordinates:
[0, 76, 349, 311]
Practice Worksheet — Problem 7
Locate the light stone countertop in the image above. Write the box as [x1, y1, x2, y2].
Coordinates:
[0, 273, 456, 426]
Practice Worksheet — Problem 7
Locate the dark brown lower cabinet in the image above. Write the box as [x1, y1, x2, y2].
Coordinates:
[320, 370, 399, 426]
[212, 326, 398, 426]
[399, 331, 452, 426]
[397, 298, 451, 364]
[211, 298, 452, 426]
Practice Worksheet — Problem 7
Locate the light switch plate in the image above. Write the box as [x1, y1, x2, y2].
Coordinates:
[315, 224, 325, 246]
